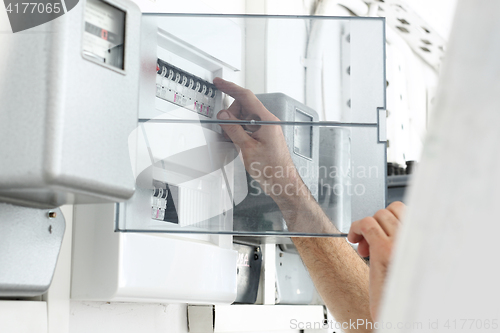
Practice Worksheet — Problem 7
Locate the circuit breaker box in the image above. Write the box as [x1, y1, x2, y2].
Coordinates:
[0, 0, 386, 302]
[69, 13, 386, 303]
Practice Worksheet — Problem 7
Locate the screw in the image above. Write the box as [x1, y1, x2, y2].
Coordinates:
[48, 211, 57, 218]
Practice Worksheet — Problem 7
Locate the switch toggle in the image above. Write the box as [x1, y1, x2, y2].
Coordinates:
[155, 58, 219, 118]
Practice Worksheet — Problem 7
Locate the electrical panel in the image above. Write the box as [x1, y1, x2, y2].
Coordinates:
[71, 14, 386, 304]
[71, 12, 242, 304]
[0, 0, 387, 302]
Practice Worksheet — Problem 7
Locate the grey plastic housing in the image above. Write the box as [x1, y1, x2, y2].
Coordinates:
[0, 203, 65, 296]
[232, 93, 320, 232]
[0, 0, 142, 208]
[257, 93, 320, 196]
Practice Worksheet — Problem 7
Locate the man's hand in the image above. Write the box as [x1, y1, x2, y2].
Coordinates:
[348, 201, 405, 320]
[213, 77, 310, 212]
[214, 78, 381, 332]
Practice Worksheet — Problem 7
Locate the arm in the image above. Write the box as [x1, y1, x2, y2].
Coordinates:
[214, 78, 372, 330]
[295, 200, 404, 327]
[213, 77, 402, 331]
[293, 233, 373, 331]
[274, 178, 373, 330]
[348, 201, 405, 320]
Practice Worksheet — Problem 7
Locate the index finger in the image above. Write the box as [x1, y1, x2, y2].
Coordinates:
[213, 77, 268, 117]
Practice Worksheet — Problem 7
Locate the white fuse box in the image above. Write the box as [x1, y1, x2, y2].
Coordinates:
[71, 12, 243, 304]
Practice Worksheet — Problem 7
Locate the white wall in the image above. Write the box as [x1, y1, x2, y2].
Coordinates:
[70, 302, 190, 333]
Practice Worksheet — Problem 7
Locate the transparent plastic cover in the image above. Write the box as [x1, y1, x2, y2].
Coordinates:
[116, 14, 386, 236]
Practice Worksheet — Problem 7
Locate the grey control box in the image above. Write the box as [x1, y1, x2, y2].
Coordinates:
[256, 93, 320, 197]
[233, 93, 319, 233]
[0, 0, 142, 208]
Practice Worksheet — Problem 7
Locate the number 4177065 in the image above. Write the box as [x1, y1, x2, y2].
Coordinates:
[6, 2, 61, 14]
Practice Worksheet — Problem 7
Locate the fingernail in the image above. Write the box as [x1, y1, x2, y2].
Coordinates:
[217, 111, 230, 120]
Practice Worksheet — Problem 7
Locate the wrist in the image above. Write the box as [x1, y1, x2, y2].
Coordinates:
[269, 175, 312, 209]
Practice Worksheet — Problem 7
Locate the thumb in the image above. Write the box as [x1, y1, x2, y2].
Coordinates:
[217, 110, 254, 148]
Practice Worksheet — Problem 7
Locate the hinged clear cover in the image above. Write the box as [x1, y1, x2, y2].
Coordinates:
[116, 14, 386, 236]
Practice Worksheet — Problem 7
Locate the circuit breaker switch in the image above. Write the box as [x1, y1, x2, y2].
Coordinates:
[156, 58, 219, 118]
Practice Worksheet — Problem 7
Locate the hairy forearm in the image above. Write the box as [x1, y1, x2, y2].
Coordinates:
[292, 236, 372, 332]
[215, 78, 373, 330]
[272, 183, 373, 332]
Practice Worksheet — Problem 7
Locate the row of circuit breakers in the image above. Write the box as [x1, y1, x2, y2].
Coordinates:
[156, 59, 218, 118]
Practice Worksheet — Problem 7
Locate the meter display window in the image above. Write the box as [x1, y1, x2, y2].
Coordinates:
[294, 109, 313, 159]
[83, 0, 125, 70]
